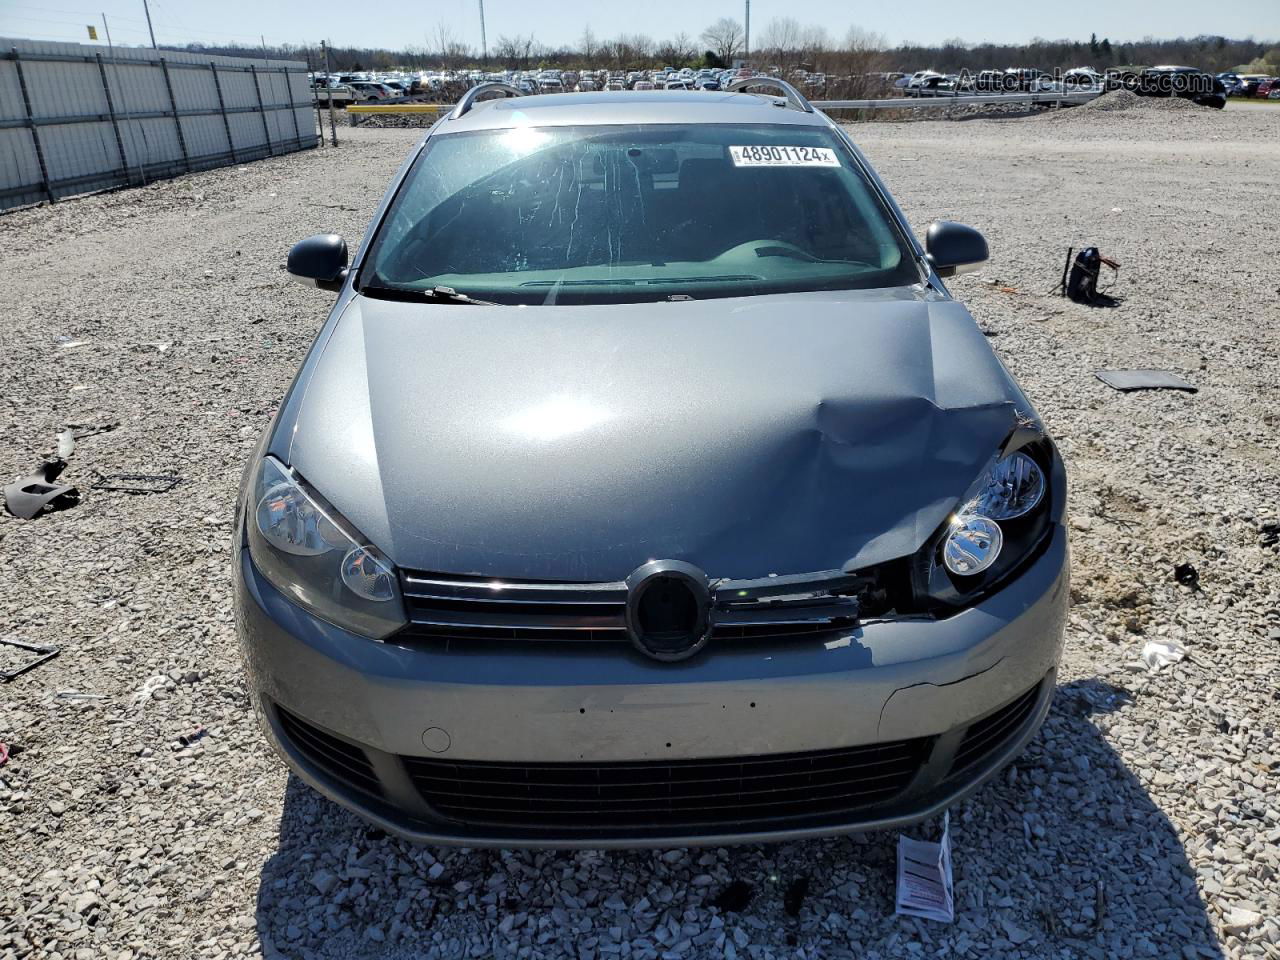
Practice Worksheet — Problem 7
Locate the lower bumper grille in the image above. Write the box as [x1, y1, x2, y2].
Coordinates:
[276, 706, 382, 798]
[948, 682, 1041, 777]
[405, 739, 930, 831]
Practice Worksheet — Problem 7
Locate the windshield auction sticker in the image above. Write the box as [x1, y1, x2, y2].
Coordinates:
[729, 145, 840, 167]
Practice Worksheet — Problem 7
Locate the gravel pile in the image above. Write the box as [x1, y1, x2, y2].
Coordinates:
[353, 113, 440, 129]
[1073, 89, 1206, 113]
[3, 109, 1279, 960]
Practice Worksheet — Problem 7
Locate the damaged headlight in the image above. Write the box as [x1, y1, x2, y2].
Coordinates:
[247, 457, 405, 639]
[914, 445, 1053, 610]
[940, 450, 1045, 576]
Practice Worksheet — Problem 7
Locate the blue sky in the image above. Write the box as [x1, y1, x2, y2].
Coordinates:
[1, 0, 1275, 50]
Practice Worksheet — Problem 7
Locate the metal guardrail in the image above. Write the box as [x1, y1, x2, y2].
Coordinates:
[340, 89, 1103, 126]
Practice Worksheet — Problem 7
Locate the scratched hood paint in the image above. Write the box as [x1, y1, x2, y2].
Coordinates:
[286, 291, 1032, 581]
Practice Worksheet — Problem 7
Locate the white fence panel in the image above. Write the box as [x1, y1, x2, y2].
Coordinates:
[0, 37, 318, 210]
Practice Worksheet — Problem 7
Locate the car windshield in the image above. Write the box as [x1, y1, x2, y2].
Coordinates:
[361, 123, 922, 305]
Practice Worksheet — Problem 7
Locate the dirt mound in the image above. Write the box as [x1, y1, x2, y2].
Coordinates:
[1069, 89, 1208, 114]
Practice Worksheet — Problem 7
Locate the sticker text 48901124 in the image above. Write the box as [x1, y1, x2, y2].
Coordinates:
[729, 145, 840, 167]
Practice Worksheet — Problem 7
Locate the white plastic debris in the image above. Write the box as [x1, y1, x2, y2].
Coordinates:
[896, 810, 954, 923]
[1140, 639, 1186, 672]
[133, 673, 170, 704]
[56, 430, 75, 460]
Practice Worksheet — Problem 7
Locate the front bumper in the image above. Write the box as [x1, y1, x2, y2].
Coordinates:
[235, 525, 1068, 847]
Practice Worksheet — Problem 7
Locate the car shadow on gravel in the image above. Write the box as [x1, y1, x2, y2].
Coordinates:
[254, 680, 1223, 959]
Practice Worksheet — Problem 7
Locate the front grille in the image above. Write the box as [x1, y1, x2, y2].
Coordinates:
[400, 572, 630, 643]
[948, 682, 1041, 777]
[405, 739, 930, 832]
[399, 569, 864, 647]
[276, 706, 382, 798]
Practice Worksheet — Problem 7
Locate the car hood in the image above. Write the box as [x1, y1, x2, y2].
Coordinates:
[285, 291, 1032, 581]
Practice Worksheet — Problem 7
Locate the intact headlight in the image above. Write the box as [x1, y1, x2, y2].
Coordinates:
[247, 457, 405, 639]
[914, 446, 1052, 609]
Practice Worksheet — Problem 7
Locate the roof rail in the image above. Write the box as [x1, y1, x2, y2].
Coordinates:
[450, 81, 525, 119]
[726, 77, 814, 113]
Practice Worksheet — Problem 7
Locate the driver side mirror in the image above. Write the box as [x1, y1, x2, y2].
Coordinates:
[287, 234, 348, 292]
[925, 221, 988, 278]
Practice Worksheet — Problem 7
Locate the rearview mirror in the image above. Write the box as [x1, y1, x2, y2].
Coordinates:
[925, 221, 988, 279]
[287, 234, 348, 292]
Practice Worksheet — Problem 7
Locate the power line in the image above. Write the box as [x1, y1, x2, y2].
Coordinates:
[1, 4, 149, 25]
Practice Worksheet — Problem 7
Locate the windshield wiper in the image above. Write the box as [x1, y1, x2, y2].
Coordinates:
[422, 285, 496, 305]
[360, 283, 497, 305]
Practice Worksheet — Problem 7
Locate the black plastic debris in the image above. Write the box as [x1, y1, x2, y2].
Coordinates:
[1059, 246, 1121, 306]
[1260, 523, 1280, 549]
[710, 880, 754, 912]
[1174, 563, 1200, 590]
[90, 471, 182, 495]
[68, 421, 120, 441]
[783, 876, 810, 918]
[1095, 370, 1198, 393]
[3, 459, 80, 519]
[0, 638, 60, 682]
[177, 726, 208, 747]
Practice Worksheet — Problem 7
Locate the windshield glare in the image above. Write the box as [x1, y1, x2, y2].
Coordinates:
[364, 123, 922, 305]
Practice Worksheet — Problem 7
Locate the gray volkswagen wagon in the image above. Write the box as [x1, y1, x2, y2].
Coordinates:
[234, 81, 1068, 847]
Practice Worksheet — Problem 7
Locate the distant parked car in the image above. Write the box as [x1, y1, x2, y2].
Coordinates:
[904, 70, 943, 96]
[575, 80, 598, 92]
[973, 70, 1008, 92]
[1003, 68, 1045, 91]
[1136, 66, 1226, 109]
[1258, 77, 1280, 99]
[1236, 74, 1268, 97]
[665, 80, 690, 91]
[347, 82, 389, 102]
[1062, 68, 1104, 89]
[313, 83, 356, 107]
[1215, 73, 1242, 96]
[634, 81, 655, 91]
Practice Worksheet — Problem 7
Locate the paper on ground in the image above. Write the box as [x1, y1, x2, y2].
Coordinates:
[896, 810, 954, 923]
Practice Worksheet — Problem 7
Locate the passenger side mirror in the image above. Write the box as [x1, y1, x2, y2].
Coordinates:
[287, 234, 348, 292]
[925, 221, 988, 278]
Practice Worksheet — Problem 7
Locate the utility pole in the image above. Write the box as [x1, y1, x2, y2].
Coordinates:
[744, 0, 750, 64]
[478, 0, 487, 62]
[141, 0, 156, 49]
[321, 39, 338, 147]
[101, 13, 113, 48]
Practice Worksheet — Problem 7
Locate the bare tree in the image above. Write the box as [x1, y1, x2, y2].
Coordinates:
[758, 17, 802, 56]
[580, 26, 598, 62]
[655, 32, 698, 65]
[492, 33, 541, 69]
[434, 22, 472, 70]
[843, 25, 887, 53]
[701, 17, 745, 64]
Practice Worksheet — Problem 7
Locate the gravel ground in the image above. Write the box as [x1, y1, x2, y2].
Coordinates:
[2, 104, 1279, 960]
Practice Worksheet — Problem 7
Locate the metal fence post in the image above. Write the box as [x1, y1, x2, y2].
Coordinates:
[250, 64, 274, 157]
[11, 47, 53, 203]
[95, 53, 130, 183]
[210, 62, 236, 163]
[159, 56, 191, 171]
[284, 69, 302, 146]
